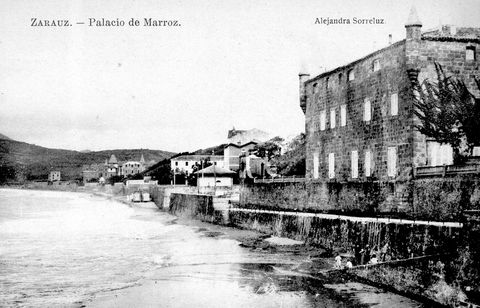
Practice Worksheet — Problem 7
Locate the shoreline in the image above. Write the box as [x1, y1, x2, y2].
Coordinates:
[0, 187, 433, 307]
[84, 192, 425, 308]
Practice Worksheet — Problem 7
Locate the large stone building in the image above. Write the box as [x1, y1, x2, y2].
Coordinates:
[300, 7, 479, 191]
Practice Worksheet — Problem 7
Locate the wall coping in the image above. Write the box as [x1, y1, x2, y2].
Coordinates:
[229, 207, 463, 228]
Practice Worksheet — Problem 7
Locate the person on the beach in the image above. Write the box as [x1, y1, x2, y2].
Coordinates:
[334, 254, 342, 269]
[345, 260, 353, 269]
[368, 255, 378, 265]
[380, 243, 389, 261]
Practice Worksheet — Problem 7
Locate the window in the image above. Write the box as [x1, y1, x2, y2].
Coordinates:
[313, 83, 318, 94]
[320, 110, 326, 131]
[340, 104, 347, 126]
[328, 153, 335, 179]
[364, 99, 371, 121]
[466, 46, 476, 61]
[338, 73, 343, 84]
[214, 162, 217, 165]
[330, 108, 336, 129]
[427, 141, 453, 166]
[387, 147, 397, 177]
[351, 150, 358, 179]
[390, 93, 398, 116]
[185, 162, 189, 166]
[175, 162, 178, 166]
[372, 59, 380, 72]
[365, 150, 372, 177]
[347, 69, 354, 81]
[313, 152, 319, 179]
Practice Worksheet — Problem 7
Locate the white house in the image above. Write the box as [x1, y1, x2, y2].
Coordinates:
[194, 165, 236, 188]
[170, 155, 225, 175]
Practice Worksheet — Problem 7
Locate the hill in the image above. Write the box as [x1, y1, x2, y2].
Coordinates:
[0, 138, 175, 183]
[0, 133, 11, 140]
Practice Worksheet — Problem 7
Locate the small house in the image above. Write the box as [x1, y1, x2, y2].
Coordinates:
[194, 165, 235, 188]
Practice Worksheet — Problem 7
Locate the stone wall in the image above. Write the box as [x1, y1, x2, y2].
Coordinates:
[240, 177, 480, 221]
[169, 193, 214, 221]
[229, 210, 460, 264]
[240, 181, 404, 214]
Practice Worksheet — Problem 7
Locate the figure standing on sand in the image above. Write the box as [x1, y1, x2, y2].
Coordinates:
[334, 254, 342, 269]
[345, 260, 353, 269]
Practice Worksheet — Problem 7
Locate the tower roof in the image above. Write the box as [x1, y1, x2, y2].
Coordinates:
[108, 154, 118, 164]
[405, 6, 422, 27]
[140, 154, 145, 163]
[299, 60, 310, 76]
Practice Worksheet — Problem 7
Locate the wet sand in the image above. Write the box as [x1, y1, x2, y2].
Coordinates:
[87, 207, 424, 308]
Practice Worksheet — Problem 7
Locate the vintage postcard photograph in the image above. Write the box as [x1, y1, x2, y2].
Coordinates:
[1, 0, 480, 307]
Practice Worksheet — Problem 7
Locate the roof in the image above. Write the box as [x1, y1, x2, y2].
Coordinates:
[405, 6, 422, 27]
[422, 26, 480, 43]
[122, 161, 141, 165]
[108, 154, 118, 164]
[171, 154, 224, 161]
[194, 165, 236, 176]
[227, 128, 271, 144]
[306, 39, 406, 83]
[224, 141, 258, 149]
[227, 128, 247, 139]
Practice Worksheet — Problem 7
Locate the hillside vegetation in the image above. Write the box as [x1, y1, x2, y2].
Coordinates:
[0, 135, 174, 183]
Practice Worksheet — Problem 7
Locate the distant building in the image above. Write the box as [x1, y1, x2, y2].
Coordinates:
[104, 154, 119, 178]
[224, 128, 271, 171]
[82, 163, 103, 183]
[194, 165, 235, 188]
[224, 141, 258, 171]
[103, 154, 146, 179]
[48, 171, 61, 182]
[171, 155, 224, 176]
[239, 154, 273, 179]
[226, 128, 271, 145]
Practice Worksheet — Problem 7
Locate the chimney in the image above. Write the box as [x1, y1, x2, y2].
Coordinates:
[388, 34, 392, 45]
[405, 6, 422, 40]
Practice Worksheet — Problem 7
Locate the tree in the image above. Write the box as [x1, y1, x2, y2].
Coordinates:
[143, 159, 172, 184]
[253, 137, 284, 160]
[271, 133, 306, 176]
[108, 175, 124, 185]
[187, 158, 213, 186]
[412, 63, 480, 163]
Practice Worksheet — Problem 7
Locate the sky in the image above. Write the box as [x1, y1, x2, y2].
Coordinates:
[1, 0, 479, 153]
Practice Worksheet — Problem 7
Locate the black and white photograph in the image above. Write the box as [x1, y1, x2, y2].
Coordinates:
[1, 0, 480, 307]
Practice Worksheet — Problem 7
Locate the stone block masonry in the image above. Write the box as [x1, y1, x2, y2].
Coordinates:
[228, 209, 461, 264]
[240, 177, 480, 221]
[300, 11, 479, 210]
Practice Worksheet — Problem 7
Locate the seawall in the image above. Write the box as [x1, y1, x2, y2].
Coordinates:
[228, 209, 461, 264]
[240, 177, 480, 221]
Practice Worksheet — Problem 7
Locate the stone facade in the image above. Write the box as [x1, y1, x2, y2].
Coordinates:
[300, 8, 480, 209]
